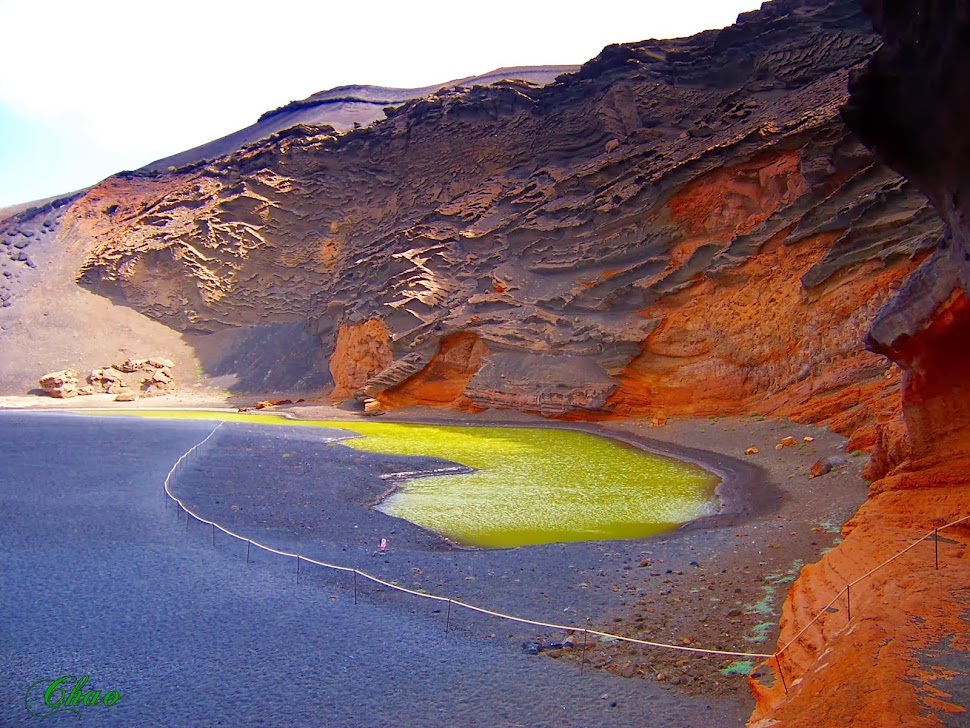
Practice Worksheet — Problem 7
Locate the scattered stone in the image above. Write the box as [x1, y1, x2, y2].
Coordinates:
[803, 436, 815, 443]
[650, 414, 668, 427]
[745, 447, 760, 455]
[39, 370, 79, 398]
[775, 436, 798, 450]
[77, 386, 94, 396]
[151, 369, 174, 387]
[146, 357, 174, 369]
[114, 392, 137, 402]
[115, 358, 145, 373]
[255, 398, 293, 409]
[809, 455, 848, 479]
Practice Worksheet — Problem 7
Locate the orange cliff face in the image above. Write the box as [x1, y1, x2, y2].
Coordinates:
[747, 287, 970, 728]
[374, 332, 489, 412]
[749, 2, 970, 726]
[328, 319, 393, 401]
[605, 150, 919, 440]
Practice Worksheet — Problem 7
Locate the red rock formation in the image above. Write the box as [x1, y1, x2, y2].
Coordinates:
[749, 3, 970, 726]
[328, 319, 392, 401]
[376, 332, 489, 411]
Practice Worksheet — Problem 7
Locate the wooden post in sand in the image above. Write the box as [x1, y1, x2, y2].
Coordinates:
[775, 654, 789, 695]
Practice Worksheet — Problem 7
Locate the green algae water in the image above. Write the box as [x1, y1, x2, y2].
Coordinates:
[88, 410, 719, 548]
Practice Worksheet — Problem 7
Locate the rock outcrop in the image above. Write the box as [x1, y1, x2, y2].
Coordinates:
[38, 369, 79, 398]
[38, 358, 176, 398]
[749, 3, 970, 726]
[58, 0, 940, 440]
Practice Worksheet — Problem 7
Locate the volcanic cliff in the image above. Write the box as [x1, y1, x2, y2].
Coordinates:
[749, 2, 970, 725]
[3, 0, 936, 435]
[0, 1, 966, 725]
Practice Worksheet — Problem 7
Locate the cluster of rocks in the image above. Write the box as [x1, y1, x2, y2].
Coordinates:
[38, 358, 175, 401]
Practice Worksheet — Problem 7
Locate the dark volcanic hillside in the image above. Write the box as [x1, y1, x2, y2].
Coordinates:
[142, 66, 579, 173]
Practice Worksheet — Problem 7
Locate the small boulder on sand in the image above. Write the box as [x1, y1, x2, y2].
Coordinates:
[114, 392, 137, 402]
[39, 370, 79, 398]
[745, 447, 760, 455]
[809, 455, 847, 479]
[363, 398, 385, 416]
[255, 398, 293, 410]
[146, 357, 174, 369]
[115, 358, 146, 373]
[775, 436, 798, 450]
[151, 369, 174, 387]
[89, 367, 124, 393]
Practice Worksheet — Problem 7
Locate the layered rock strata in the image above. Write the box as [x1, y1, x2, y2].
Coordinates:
[63, 0, 940, 446]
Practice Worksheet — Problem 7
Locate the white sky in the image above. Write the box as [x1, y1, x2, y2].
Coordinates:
[0, 0, 765, 207]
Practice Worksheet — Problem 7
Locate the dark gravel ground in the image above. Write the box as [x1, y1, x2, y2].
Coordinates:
[0, 411, 749, 727]
[161, 407, 866, 702]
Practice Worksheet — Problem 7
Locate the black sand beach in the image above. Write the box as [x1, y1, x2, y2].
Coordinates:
[1, 411, 757, 727]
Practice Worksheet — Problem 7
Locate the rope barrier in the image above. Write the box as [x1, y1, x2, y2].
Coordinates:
[163, 421, 969, 670]
[775, 512, 970, 657]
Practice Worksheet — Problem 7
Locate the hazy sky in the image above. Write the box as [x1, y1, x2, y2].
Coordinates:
[0, 0, 764, 208]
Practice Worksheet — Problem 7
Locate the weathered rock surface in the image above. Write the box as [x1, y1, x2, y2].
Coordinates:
[39, 359, 176, 398]
[61, 0, 941, 438]
[142, 67, 578, 174]
[749, 2, 970, 726]
[38, 369, 79, 398]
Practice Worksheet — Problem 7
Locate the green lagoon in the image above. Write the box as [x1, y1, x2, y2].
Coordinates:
[92, 410, 719, 548]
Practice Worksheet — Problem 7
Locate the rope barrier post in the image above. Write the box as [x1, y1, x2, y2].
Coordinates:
[846, 585, 851, 624]
[774, 654, 789, 695]
[353, 570, 358, 605]
[581, 628, 589, 675]
[445, 600, 452, 636]
[211, 523, 215, 546]
[246, 540, 251, 564]
[185, 511, 190, 532]
[935, 528, 939, 570]
[296, 556, 301, 584]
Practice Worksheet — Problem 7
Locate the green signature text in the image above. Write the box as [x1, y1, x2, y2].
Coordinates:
[24, 675, 122, 718]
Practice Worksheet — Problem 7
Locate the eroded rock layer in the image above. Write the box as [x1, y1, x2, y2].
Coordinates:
[749, 2, 970, 726]
[59, 0, 939, 438]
